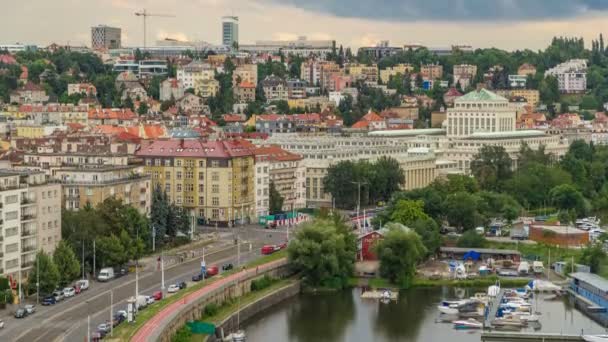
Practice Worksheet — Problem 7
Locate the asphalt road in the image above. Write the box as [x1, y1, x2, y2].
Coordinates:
[0, 225, 290, 342]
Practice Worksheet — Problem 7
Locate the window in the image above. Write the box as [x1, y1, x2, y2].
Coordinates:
[185, 184, 194, 192]
[5, 211, 18, 221]
[212, 184, 219, 193]
[5, 195, 17, 204]
[211, 160, 220, 167]
[185, 196, 194, 205]
[185, 171, 194, 179]
[165, 183, 171, 193]
[176, 171, 182, 180]
[212, 172, 219, 181]
[5, 227, 18, 237]
[176, 196, 182, 205]
[176, 160, 182, 167]
[165, 171, 171, 178]
[198, 160, 205, 167]
[164, 159, 171, 166]
[176, 184, 182, 192]
[198, 196, 204, 205]
[212, 209, 219, 219]
[198, 172, 205, 180]
[212, 197, 219, 206]
[154, 159, 161, 166]
[198, 184, 204, 192]
[86, 188, 93, 196]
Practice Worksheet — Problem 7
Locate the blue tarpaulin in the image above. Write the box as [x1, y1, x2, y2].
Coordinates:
[463, 250, 481, 261]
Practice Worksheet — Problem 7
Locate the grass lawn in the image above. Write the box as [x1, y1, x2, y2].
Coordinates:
[110, 251, 288, 340]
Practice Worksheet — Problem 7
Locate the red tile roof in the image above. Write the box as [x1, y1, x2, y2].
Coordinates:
[238, 81, 256, 88]
[136, 139, 254, 158]
[222, 114, 246, 123]
[351, 120, 369, 129]
[88, 108, 137, 120]
[0, 54, 17, 65]
[115, 131, 142, 144]
[254, 145, 302, 162]
[361, 111, 384, 122]
[445, 87, 463, 97]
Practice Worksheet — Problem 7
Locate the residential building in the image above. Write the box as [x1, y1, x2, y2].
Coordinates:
[254, 158, 270, 217]
[15, 124, 68, 138]
[67, 83, 97, 97]
[138, 60, 169, 78]
[351, 111, 387, 131]
[88, 108, 138, 126]
[443, 87, 463, 107]
[328, 74, 353, 92]
[177, 61, 215, 91]
[495, 89, 540, 108]
[222, 16, 239, 47]
[347, 64, 379, 84]
[0, 170, 62, 279]
[232, 64, 258, 87]
[319, 62, 341, 91]
[447, 88, 515, 137]
[545, 59, 587, 94]
[255, 114, 293, 134]
[253, 146, 306, 212]
[286, 79, 307, 99]
[160, 78, 184, 101]
[91, 25, 121, 50]
[261, 75, 288, 103]
[379, 64, 415, 84]
[195, 78, 220, 98]
[0, 44, 37, 53]
[136, 139, 255, 224]
[300, 60, 323, 86]
[431, 109, 447, 128]
[10, 82, 49, 104]
[518, 63, 537, 76]
[234, 82, 256, 103]
[53, 165, 151, 214]
[421, 64, 443, 80]
[177, 93, 208, 114]
[453, 64, 477, 89]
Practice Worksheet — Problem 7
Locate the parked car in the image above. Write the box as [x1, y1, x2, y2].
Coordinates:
[73, 284, 82, 295]
[178, 281, 187, 290]
[136, 295, 148, 310]
[205, 266, 219, 277]
[14, 308, 27, 318]
[261, 245, 275, 255]
[222, 263, 234, 271]
[63, 287, 76, 298]
[266, 221, 277, 229]
[24, 304, 35, 315]
[116, 310, 127, 319]
[145, 296, 155, 305]
[167, 284, 180, 293]
[112, 314, 124, 327]
[114, 266, 128, 278]
[192, 273, 203, 282]
[52, 290, 64, 302]
[497, 269, 519, 277]
[76, 279, 90, 291]
[97, 322, 111, 335]
[152, 291, 163, 301]
[0, 319, 4, 329]
[42, 296, 56, 306]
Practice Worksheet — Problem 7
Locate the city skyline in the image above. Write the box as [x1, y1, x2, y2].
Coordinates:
[1, 0, 608, 50]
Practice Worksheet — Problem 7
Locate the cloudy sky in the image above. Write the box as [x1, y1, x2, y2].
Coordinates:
[2, 0, 608, 50]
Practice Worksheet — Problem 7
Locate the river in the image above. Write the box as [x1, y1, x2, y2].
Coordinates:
[243, 287, 605, 342]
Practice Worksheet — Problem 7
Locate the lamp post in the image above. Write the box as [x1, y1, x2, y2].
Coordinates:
[351, 181, 367, 229]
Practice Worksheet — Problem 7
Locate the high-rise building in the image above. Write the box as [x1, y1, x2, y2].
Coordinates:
[91, 25, 121, 50]
[0, 170, 62, 280]
[222, 16, 239, 47]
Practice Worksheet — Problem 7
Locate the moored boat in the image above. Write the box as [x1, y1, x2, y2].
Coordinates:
[453, 318, 483, 330]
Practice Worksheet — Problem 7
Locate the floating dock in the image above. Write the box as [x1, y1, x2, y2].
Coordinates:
[481, 332, 584, 341]
[360, 290, 398, 300]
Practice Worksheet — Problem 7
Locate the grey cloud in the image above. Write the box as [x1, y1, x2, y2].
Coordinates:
[261, 0, 608, 21]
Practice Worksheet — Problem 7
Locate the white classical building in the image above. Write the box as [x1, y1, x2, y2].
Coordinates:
[545, 59, 587, 94]
[447, 88, 516, 137]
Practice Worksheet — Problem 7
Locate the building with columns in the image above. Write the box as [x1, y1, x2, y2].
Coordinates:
[447, 88, 516, 137]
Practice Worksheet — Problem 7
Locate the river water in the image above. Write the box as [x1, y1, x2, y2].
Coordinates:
[243, 287, 606, 342]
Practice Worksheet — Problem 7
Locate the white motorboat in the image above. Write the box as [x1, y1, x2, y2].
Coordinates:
[232, 330, 246, 342]
[488, 281, 501, 297]
[583, 336, 608, 342]
[453, 318, 483, 329]
[438, 305, 459, 315]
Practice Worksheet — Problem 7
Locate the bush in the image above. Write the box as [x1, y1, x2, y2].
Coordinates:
[457, 230, 487, 248]
[203, 303, 219, 317]
[250, 275, 275, 291]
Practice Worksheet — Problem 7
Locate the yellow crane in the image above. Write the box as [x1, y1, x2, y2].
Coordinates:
[134, 9, 176, 49]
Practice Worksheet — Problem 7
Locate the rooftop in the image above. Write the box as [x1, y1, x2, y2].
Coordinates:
[570, 272, 608, 292]
[368, 128, 446, 137]
[440, 247, 521, 255]
[136, 139, 254, 158]
[466, 130, 546, 140]
[531, 224, 588, 235]
[456, 88, 508, 103]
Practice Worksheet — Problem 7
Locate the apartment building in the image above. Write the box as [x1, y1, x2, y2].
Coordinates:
[453, 64, 477, 89]
[232, 64, 258, 87]
[0, 170, 61, 280]
[53, 165, 151, 214]
[495, 89, 540, 108]
[234, 82, 256, 103]
[177, 61, 215, 90]
[545, 59, 587, 94]
[253, 146, 306, 212]
[260, 75, 288, 103]
[136, 139, 255, 225]
[379, 64, 415, 84]
[254, 158, 270, 218]
[347, 64, 379, 84]
[421, 64, 444, 80]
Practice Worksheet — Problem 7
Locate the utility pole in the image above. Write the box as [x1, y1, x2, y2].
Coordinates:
[152, 224, 156, 252]
[86, 301, 90, 342]
[82, 240, 85, 279]
[93, 239, 96, 278]
[351, 181, 367, 229]
[36, 256, 39, 305]
[161, 251, 165, 295]
[110, 290, 114, 337]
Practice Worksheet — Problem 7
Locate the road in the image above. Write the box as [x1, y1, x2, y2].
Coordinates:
[0, 225, 290, 342]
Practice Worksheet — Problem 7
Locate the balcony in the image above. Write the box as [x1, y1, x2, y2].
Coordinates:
[22, 229, 36, 237]
[21, 214, 36, 221]
[22, 245, 36, 253]
[0, 252, 3, 258]
[0, 235, 3, 242]
[21, 197, 35, 206]
[0, 219, 3, 225]
[22, 261, 34, 269]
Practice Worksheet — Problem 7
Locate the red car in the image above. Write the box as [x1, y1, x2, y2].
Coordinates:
[73, 284, 82, 295]
[152, 291, 163, 301]
[206, 266, 219, 277]
[261, 245, 275, 255]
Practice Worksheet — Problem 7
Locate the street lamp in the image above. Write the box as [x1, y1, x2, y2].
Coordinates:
[351, 181, 368, 229]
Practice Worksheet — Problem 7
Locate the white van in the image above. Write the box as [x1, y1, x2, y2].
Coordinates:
[532, 261, 545, 274]
[98, 268, 115, 282]
[136, 295, 148, 310]
[77, 279, 89, 290]
[517, 261, 530, 275]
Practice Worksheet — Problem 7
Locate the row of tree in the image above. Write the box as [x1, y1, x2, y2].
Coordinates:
[150, 185, 194, 244]
[323, 156, 405, 209]
[29, 241, 80, 296]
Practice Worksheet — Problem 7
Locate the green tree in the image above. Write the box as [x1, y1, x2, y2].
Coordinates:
[409, 218, 441, 256]
[445, 192, 484, 231]
[29, 251, 60, 296]
[370, 157, 405, 203]
[549, 184, 587, 218]
[96, 235, 127, 267]
[539, 76, 560, 105]
[374, 223, 426, 288]
[457, 230, 487, 248]
[53, 240, 81, 286]
[151, 185, 169, 242]
[287, 217, 356, 288]
[269, 181, 284, 214]
[470, 145, 512, 191]
[137, 102, 149, 115]
[578, 243, 606, 273]
[389, 200, 430, 225]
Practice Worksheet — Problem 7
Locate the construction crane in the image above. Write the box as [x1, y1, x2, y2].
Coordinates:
[134, 9, 175, 50]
